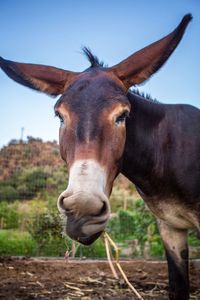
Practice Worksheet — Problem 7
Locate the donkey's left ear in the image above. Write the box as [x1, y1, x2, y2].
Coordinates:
[108, 14, 192, 89]
[0, 57, 79, 96]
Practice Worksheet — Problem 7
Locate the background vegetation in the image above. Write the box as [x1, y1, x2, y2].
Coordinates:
[0, 138, 199, 259]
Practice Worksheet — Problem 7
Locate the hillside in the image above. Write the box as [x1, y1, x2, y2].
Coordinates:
[0, 138, 68, 201]
[0, 137, 64, 181]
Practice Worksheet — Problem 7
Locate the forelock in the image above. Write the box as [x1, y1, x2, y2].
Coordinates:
[82, 47, 105, 68]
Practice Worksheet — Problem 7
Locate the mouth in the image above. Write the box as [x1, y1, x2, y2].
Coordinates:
[61, 213, 107, 245]
[76, 231, 103, 245]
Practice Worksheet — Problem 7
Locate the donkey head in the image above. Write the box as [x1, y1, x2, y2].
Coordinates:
[0, 15, 192, 244]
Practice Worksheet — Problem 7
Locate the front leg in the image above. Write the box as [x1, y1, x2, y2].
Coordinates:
[158, 220, 189, 300]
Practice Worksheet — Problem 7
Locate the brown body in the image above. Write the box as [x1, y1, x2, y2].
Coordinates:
[1, 14, 199, 300]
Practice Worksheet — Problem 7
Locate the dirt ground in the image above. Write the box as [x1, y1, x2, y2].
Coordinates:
[0, 257, 200, 300]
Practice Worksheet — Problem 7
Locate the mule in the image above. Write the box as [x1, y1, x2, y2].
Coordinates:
[1, 14, 199, 300]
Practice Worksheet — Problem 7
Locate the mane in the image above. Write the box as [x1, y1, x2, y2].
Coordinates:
[131, 88, 160, 103]
[82, 47, 105, 68]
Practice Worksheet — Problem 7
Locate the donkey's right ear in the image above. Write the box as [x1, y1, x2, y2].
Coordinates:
[0, 57, 79, 96]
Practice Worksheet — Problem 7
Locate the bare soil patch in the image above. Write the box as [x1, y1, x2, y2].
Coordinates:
[0, 257, 199, 299]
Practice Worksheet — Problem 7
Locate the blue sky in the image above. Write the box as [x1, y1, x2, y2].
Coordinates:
[0, 0, 199, 147]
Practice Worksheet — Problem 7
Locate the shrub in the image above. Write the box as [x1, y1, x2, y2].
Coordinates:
[0, 185, 19, 201]
[28, 209, 66, 256]
[0, 201, 19, 229]
[16, 184, 29, 197]
[0, 229, 36, 256]
[0, 167, 52, 201]
[76, 239, 106, 258]
[107, 199, 164, 257]
[27, 136, 43, 143]
[118, 209, 135, 237]
[8, 139, 19, 145]
[25, 169, 48, 196]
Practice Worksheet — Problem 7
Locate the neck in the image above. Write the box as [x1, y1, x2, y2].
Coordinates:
[121, 91, 166, 196]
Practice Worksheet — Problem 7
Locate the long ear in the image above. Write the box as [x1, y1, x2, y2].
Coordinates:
[0, 57, 79, 96]
[108, 14, 192, 89]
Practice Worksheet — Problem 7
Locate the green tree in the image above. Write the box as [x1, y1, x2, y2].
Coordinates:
[0, 185, 19, 201]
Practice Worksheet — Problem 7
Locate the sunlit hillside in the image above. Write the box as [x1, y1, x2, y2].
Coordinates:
[0, 137, 63, 181]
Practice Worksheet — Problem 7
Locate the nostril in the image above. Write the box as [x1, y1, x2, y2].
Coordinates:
[98, 201, 107, 216]
[57, 194, 65, 212]
[59, 195, 65, 208]
[101, 201, 107, 214]
[57, 193, 70, 213]
[57, 191, 74, 215]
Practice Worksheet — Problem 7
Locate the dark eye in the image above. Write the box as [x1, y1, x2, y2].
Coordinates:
[55, 111, 64, 124]
[115, 110, 129, 124]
